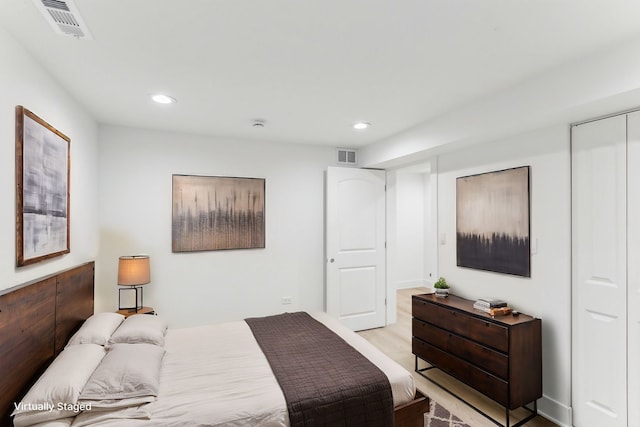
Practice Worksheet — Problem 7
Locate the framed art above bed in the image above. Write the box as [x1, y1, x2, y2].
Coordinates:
[172, 174, 265, 252]
[15, 106, 70, 267]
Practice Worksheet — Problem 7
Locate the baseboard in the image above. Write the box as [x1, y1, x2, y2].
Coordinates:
[537, 394, 572, 427]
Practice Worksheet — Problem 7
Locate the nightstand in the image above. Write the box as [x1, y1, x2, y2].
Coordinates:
[117, 306, 155, 318]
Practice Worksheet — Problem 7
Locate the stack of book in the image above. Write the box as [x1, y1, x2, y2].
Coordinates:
[473, 298, 511, 316]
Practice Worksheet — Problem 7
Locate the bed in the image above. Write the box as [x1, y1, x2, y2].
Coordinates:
[0, 263, 429, 427]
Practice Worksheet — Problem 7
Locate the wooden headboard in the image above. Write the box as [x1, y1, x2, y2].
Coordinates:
[0, 262, 94, 426]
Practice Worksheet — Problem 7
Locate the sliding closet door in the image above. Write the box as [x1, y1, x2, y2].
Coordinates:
[571, 115, 627, 427]
[626, 111, 640, 427]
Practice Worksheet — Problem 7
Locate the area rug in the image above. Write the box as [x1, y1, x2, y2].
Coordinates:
[424, 399, 471, 427]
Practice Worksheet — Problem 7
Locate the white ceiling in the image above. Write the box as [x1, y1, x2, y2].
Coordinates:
[2, 0, 640, 147]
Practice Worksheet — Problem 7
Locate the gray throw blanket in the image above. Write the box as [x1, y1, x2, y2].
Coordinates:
[245, 312, 394, 427]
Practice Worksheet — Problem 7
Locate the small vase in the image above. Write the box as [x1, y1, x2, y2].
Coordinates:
[435, 288, 449, 298]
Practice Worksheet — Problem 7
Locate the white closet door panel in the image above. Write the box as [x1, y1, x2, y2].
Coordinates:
[571, 115, 627, 427]
[627, 111, 640, 427]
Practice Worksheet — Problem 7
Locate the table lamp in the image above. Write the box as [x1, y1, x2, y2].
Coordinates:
[117, 255, 150, 313]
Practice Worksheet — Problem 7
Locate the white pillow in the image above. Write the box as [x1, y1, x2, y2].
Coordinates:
[80, 343, 165, 404]
[12, 344, 105, 427]
[108, 314, 167, 346]
[66, 312, 125, 346]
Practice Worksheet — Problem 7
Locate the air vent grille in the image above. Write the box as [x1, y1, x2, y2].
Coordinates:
[48, 9, 79, 27]
[33, 0, 93, 39]
[42, 0, 70, 11]
[336, 148, 357, 165]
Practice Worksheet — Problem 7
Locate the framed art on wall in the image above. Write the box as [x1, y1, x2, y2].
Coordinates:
[172, 174, 265, 252]
[15, 106, 70, 267]
[456, 166, 530, 277]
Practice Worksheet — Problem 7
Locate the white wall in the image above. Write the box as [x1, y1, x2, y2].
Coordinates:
[386, 169, 427, 324]
[96, 124, 335, 327]
[423, 170, 438, 284]
[393, 171, 426, 288]
[436, 125, 572, 425]
[389, 167, 439, 288]
[0, 26, 99, 293]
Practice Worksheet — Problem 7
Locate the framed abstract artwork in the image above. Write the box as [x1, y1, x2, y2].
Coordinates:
[16, 106, 70, 267]
[456, 166, 530, 277]
[172, 175, 265, 252]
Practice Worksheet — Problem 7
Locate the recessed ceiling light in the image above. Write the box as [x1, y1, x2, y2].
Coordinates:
[151, 94, 176, 104]
[353, 122, 371, 130]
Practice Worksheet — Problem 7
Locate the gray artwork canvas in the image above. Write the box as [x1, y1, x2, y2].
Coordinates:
[172, 175, 265, 252]
[16, 107, 70, 266]
[456, 166, 530, 277]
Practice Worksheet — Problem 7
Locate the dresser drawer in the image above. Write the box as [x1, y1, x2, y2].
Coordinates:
[412, 338, 509, 406]
[453, 333, 508, 379]
[467, 316, 508, 353]
[412, 319, 451, 351]
[413, 299, 469, 336]
[413, 319, 508, 379]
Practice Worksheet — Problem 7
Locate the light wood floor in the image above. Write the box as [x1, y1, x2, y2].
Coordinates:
[358, 288, 559, 427]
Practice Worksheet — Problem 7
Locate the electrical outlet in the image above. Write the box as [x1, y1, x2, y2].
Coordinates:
[281, 296, 293, 305]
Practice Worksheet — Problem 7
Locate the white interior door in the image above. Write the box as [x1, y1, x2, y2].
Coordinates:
[626, 111, 640, 427]
[571, 115, 627, 427]
[326, 166, 386, 331]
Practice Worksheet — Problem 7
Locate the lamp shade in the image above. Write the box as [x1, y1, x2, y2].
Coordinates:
[117, 255, 150, 286]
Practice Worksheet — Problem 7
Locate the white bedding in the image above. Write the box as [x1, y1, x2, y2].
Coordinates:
[45, 312, 416, 426]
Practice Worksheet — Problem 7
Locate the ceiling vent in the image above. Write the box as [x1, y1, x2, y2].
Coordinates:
[336, 148, 357, 166]
[32, 0, 93, 39]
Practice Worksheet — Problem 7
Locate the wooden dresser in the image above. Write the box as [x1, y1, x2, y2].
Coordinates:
[412, 293, 541, 426]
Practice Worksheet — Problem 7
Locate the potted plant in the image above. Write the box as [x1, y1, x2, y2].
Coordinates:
[433, 277, 450, 297]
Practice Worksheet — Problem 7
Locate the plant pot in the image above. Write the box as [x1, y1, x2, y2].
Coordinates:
[435, 288, 449, 298]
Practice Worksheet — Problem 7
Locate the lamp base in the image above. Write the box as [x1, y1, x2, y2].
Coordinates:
[118, 285, 144, 311]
